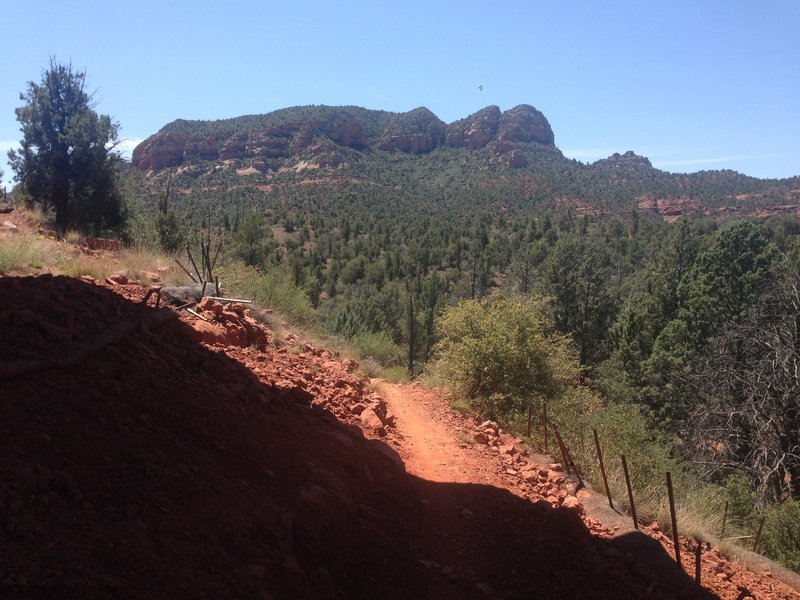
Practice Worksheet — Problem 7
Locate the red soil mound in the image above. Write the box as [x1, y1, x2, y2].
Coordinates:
[0, 275, 784, 598]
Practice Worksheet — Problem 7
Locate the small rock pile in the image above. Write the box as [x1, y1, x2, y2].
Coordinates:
[470, 419, 584, 513]
[184, 297, 269, 348]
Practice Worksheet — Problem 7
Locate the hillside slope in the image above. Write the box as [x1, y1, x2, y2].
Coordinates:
[2, 275, 798, 598]
[130, 104, 800, 220]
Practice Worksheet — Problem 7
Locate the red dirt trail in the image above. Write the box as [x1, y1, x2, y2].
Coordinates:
[1, 275, 797, 599]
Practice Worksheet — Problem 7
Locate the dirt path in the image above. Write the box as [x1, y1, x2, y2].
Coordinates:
[379, 381, 491, 484]
[377, 380, 800, 600]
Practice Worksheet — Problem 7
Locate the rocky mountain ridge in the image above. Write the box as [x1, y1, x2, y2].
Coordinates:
[129, 103, 800, 223]
[131, 104, 555, 172]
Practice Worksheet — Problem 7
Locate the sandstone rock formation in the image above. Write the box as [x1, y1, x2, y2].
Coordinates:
[131, 131, 188, 171]
[595, 150, 653, 170]
[445, 105, 501, 149]
[498, 104, 555, 146]
[378, 107, 446, 154]
[131, 104, 557, 172]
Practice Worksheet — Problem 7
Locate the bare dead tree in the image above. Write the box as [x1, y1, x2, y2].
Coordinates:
[684, 272, 800, 504]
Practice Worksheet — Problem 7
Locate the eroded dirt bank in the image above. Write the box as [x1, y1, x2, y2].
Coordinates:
[1, 275, 797, 599]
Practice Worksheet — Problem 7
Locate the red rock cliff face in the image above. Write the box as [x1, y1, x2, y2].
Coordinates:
[446, 106, 502, 149]
[131, 104, 557, 171]
[498, 104, 555, 146]
[131, 132, 189, 171]
[378, 107, 447, 154]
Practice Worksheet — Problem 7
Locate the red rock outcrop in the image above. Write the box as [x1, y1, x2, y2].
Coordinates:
[132, 104, 557, 172]
[378, 107, 447, 154]
[497, 104, 555, 146]
[637, 196, 701, 222]
[446, 105, 502, 149]
[595, 150, 653, 170]
[131, 131, 188, 170]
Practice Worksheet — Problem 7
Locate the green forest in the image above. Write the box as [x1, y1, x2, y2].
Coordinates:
[119, 135, 800, 568]
[8, 74, 800, 569]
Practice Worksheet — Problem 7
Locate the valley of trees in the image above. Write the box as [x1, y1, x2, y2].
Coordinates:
[7, 66, 800, 569]
[125, 156, 800, 568]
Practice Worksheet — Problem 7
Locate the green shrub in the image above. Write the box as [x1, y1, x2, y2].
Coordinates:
[350, 331, 404, 366]
[760, 499, 800, 571]
[218, 262, 315, 325]
[723, 471, 758, 529]
[0, 235, 45, 273]
[433, 295, 577, 420]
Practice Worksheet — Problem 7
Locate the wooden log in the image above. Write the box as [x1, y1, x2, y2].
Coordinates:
[185, 307, 210, 322]
[207, 297, 253, 304]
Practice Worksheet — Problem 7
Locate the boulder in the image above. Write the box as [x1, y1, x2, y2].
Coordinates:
[360, 408, 386, 435]
[562, 495, 584, 515]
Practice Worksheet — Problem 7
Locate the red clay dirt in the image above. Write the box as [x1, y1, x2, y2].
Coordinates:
[1, 274, 798, 599]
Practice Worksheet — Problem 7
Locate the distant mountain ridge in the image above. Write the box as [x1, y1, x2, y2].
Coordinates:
[132, 104, 554, 171]
[131, 104, 800, 222]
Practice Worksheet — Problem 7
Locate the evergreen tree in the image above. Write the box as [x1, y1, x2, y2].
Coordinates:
[8, 60, 125, 234]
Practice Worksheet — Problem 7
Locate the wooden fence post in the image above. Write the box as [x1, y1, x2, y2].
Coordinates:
[721, 500, 729, 538]
[621, 455, 638, 530]
[593, 428, 613, 509]
[543, 403, 548, 452]
[753, 516, 766, 553]
[666, 472, 681, 567]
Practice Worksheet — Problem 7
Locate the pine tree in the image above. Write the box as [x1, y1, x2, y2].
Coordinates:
[8, 60, 125, 234]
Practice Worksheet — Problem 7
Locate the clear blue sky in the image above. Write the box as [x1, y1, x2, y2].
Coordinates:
[2, 0, 798, 187]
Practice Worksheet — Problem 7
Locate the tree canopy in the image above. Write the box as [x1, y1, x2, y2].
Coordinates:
[8, 60, 126, 234]
[433, 295, 577, 419]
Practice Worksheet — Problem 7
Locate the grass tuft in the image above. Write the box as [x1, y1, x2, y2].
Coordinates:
[0, 235, 45, 273]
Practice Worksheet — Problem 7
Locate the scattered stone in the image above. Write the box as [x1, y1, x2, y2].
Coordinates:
[562, 495, 584, 515]
[105, 271, 128, 285]
[360, 408, 386, 435]
[473, 431, 489, 444]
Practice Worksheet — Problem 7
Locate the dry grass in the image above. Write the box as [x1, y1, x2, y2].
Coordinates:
[54, 252, 115, 280]
[450, 396, 473, 416]
[64, 229, 83, 245]
[0, 234, 45, 274]
[382, 365, 407, 383]
[118, 248, 186, 285]
[0, 206, 188, 289]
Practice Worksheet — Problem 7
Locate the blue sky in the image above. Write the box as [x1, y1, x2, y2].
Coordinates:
[2, 0, 798, 187]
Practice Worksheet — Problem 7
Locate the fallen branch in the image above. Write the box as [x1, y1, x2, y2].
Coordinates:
[207, 296, 253, 304]
[185, 307, 211, 322]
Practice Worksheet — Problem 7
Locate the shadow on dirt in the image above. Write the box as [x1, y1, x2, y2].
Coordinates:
[0, 276, 715, 599]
